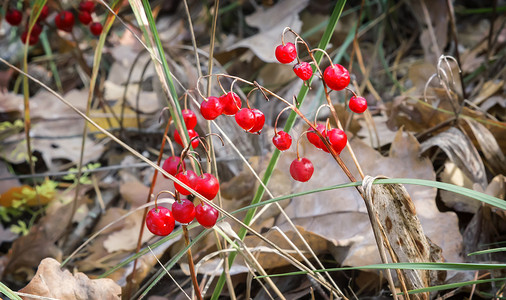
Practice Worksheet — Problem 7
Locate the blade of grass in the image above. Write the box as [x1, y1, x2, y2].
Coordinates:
[404, 277, 506, 295]
[254, 262, 506, 279]
[468, 247, 506, 256]
[0, 281, 22, 300]
[210, 1, 348, 298]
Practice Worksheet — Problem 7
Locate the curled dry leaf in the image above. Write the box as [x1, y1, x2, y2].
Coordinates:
[464, 118, 506, 175]
[363, 175, 445, 297]
[19, 258, 121, 300]
[420, 127, 487, 189]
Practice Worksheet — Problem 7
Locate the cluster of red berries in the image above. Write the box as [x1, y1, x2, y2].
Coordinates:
[145, 154, 220, 236]
[56, 1, 102, 36]
[273, 38, 368, 182]
[200, 92, 265, 134]
[5, 5, 49, 45]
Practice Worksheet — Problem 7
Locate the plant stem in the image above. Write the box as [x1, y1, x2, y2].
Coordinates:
[183, 225, 203, 300]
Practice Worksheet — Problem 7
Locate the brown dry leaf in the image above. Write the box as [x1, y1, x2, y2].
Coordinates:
[420, 127, 487, 188]
[464, 118, 506, 175]
[275, 128, 462, 268]
[225, 0, 309, 63]
[103, 210, 157, 253]
[19, 257, 121, 300]
[87, 101, 144, 139]
[3, 197, 72, 280]
[471, 80, 504, 106]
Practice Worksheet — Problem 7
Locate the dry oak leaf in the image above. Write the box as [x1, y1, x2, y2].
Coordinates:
[19, 258, 121, 300]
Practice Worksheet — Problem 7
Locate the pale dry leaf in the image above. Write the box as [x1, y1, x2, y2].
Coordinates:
[471, 80, 504, 106]
[225, 0, 309, 63]
[420, 127, 487, 188]
[275, 128, 462, 269]
[19, 257, 121, 300]
[440, 162, 481, 213]
[103, 210, 157, 253]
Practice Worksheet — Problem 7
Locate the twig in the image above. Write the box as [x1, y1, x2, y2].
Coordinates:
[183, 225, 203, 300]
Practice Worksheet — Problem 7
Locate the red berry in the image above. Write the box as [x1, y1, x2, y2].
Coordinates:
[290, 157, 314, 182]
[37, 5, 49, 22]
[323, 64, 350, 91]
[78, 11, 92, 25]
[307, 124, 327, 149]
[293, 62, 313, 81]
[79, 1, 95, 13]
[161, 156, 185, 178]
[26, 22, 43, 36]
[5, 9, 22, 26]
[195, 204, 219, 228]
[55, 11, 75, 33]
[21, 31, 39, 45]
[272, 131, 292, 151]
[200, 96, 223, 120]
[182, 109, 197, 129]
[235, 108, 256, 131]
[172, 199, 195, 224]
[146, 207, 175, 236]
[275, 42, 297, 64]
[196, 173, 219, 200]
[174, 170, 199, 195]
[349, 96, 367, 113]
[248, 109, 265, 134]
[220, 92, 241, 115]
[327, 128, 347, 155]
[89, 22, 102, 36]
[174, 128, 199, 148]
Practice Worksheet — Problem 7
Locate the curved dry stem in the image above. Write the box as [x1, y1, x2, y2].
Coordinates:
[154, 190, 177, 208]
[274, 106, 293, 135]
[314, 104, 332, 124]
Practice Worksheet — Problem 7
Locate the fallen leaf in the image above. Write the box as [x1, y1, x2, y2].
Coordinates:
[19, 257, 121, 299]
[440, 162, 481, 213]
[225, 0, 309, 63]
[275, 128, 462, 269]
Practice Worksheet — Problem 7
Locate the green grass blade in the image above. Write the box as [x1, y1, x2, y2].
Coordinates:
[405, 277, 506, 294]
[0, 281, 22, 300]
[255, 262, 506, 279]
[468, 247, 506, 256]
[210, 1, 348, 298]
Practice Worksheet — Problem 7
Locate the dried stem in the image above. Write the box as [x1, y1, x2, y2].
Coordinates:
[183, 225, 203, 300]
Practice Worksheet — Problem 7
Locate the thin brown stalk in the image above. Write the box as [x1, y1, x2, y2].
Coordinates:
[445, 0, 467, 101]
[183, 225, 203, 300]
[126, 118, 172, 297]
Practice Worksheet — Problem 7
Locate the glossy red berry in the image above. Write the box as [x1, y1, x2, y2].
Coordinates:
[172, 199, 195, 224]
[181, 109, 197, 129]
[200, 96, 223, 120]
[79, 1, 95, 13]
[323, 64, 350, 91]
[55, 11, 75, 33]
[195, 204, 219, 228]
[5, 9, 22, 26]
[307, 124, 327, 149]
[272, 131, 292, 151]
[220, 92, 241, 115]
[349, 96, 367, 113]
[21, 31, 39, 45]
[290, 157, 314, 182]
[248, 109, 265, 134]
[174, 129, 199, 148]
[293, 62, 313, 81]
[174, 170, 199, 195]
[78, 11, 92, 25]
[146, 207, 175, 236]
[89, 22, 102, 36]
[235, 108, 256, 131]
[161, 156, 185, 178]
[275, 42, 297, 64]
[37, 5, 49, 22]
[196, 173, 219, 200]
[327, 128, 347, 155]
